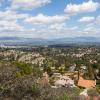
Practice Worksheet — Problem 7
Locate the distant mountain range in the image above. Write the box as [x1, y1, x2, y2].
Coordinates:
[0, 36, 100, 46]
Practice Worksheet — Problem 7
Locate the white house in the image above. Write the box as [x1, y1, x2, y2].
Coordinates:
[54, 75, 76, 88]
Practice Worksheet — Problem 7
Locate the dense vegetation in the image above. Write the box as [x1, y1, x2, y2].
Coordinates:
[0, 45, 100, 99]
[0, 61, 82, 100]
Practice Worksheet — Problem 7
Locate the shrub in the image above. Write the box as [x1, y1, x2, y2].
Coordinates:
[14, 62, 33, 76]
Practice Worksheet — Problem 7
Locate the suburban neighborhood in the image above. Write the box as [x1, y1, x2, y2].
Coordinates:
[0, 45, 100, 99]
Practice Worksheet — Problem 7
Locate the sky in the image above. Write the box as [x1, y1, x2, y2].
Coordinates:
[0, 0, 100, 39]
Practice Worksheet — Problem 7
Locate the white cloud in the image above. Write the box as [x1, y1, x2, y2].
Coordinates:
[0, 9, 30, 32]
[10, 0, 51, 10]
[84, 27, 100, 35]
[0, 20, 23, 31]
[79, 16, 95, 23]
[34, 23, 80, 38]
[0, 0, 99, 38]
[0, 10, 29, 21]
[25, 14, 69, 24]
[49, 23, 66, 30]
[0, 9, 70, 38]
[96, 15, 100, 24]
[0, 10, 25, 33]
[64, 0, 100, 14]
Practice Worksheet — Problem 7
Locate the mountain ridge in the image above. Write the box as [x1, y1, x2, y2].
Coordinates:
[0, 36, 100, 45]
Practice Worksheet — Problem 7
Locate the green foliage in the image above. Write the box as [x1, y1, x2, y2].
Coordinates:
[87, 88, 99, 97]
[0, 45, 100, 99]
[58, 64, 65, 73]
[43, 61, 53, 76]
[59, 93, 70, 100]
[32, 82, 40, 92]
[96, 84, 100, 93]
[14, 62, 33, 76]
[0, 86, 5, 93]
[49, 78, 54, 85]
[15, 72, 22, 78]
[32, 65, 43, 77]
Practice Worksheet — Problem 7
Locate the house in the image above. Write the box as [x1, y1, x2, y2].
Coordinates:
[52, 73, 61, 78]
[64, 71, 78, 79]
[54, 75, 76, 88]
[78, 76, 96, 88]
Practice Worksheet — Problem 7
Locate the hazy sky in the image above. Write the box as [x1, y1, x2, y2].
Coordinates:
[0, 0, 100, 39]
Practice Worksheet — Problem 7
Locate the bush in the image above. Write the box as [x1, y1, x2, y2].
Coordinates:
[14, 62, 33, 76]
[88, 89, 100, 97]
[96, 84, 100, 93]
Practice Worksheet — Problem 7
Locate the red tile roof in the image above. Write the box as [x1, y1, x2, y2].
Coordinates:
[78, 77, 96, 88]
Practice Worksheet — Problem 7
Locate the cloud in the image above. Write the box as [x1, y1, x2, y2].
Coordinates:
[10, 0, 51, 10]
[64, 0, 100, 14]
[79, 15, 100, 26]
[0, 20, 23, 31]
[0, 1, 99, 38]
[0, 10, 26, 33]
[0, 10, 29, 21]
[96, 15, 100, 25]
[79, 16, 95, 23]
[83, 27, 100, 35]
[0, 9, 70, 38]
[34, 23, 80, 38]
[25, 14, 69, 24]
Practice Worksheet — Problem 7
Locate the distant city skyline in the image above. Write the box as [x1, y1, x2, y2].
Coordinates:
[0, 0, 100, 39]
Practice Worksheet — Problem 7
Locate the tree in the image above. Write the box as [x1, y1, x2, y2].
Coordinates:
[43, 61, 53, 76]
[58, 64, 65, 74]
